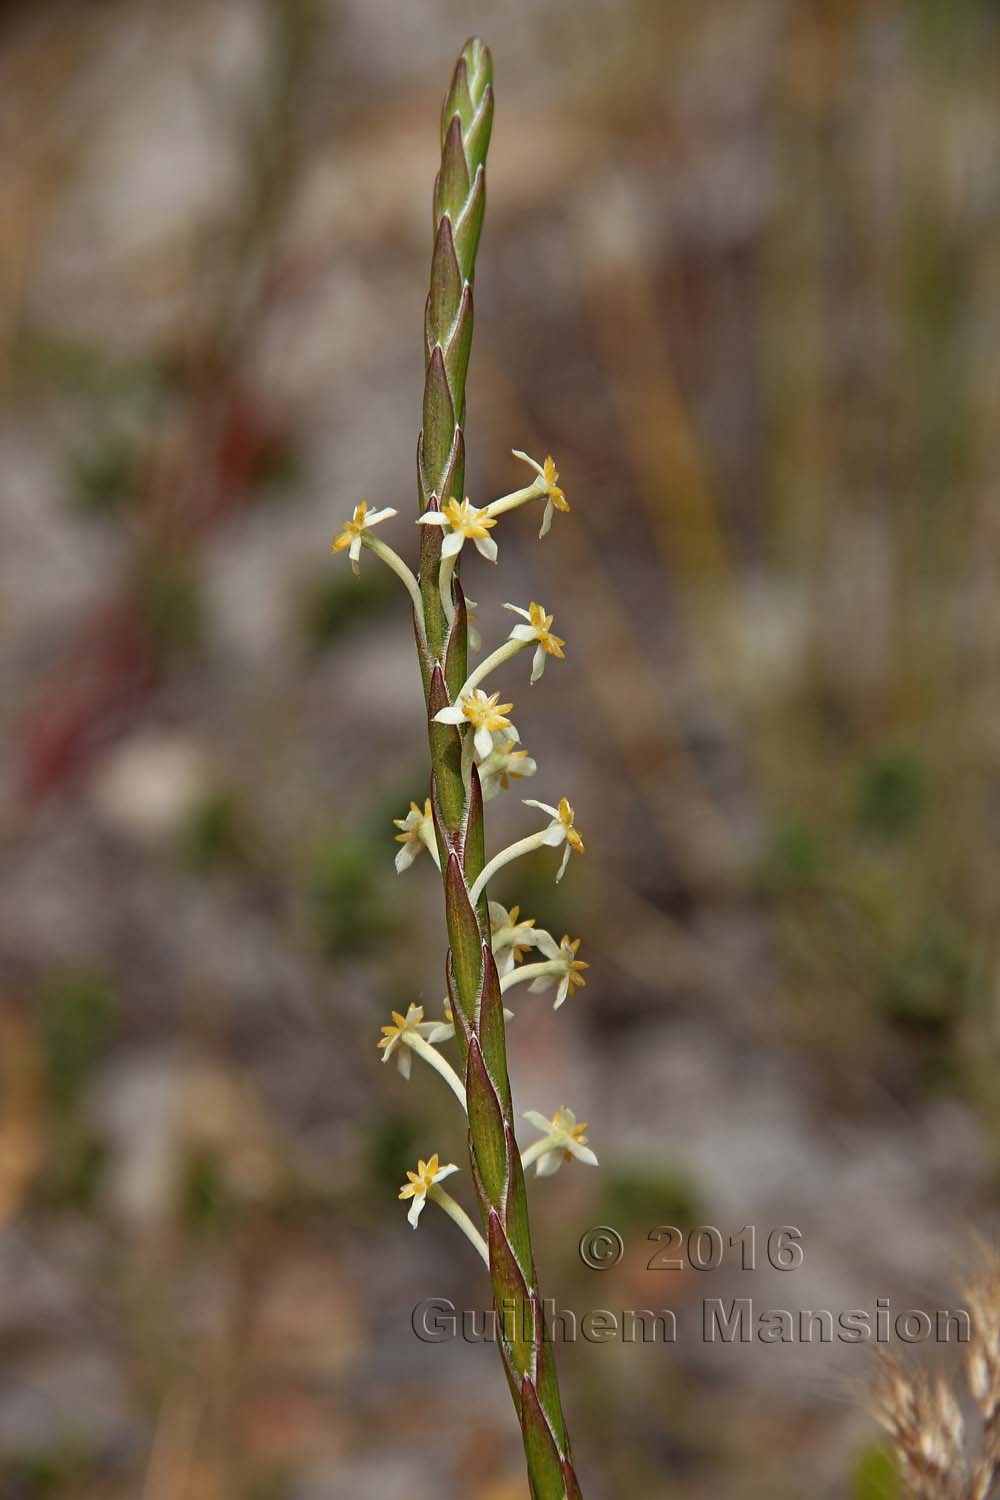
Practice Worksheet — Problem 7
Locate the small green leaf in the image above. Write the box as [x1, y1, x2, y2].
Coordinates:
[487, 1210, 534, 1376]
[421, 345, 456, 491]
[463, 85, 494, 175]
[445, 852, 484, 1017]
[426, 218, 463, 349]
[442, 57, 474, 137]
[436, 115, 471, 222]
[428, 666, 464, 830]
[443, 582, 469, 699]
[437, 425, 465, 510]
[477, 947, 510, 1101]
[534, 1336, 567, 1452]
[519, 1377, 565, 1500]
[467, 1037, 508, 1207]
[443, 285, 475, 418]
[503, 1127, 536, 1282]
[453, 170, 486, 283]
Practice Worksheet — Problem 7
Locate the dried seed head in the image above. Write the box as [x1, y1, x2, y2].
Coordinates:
[871, 1355, 965, 1500]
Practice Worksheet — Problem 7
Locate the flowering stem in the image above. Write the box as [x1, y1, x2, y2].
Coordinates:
[460, 636, 526, 697]
[428, 1184, 491, 1266]
[486, 483, 543, 518]
[403, 1033, 467, 1111]
[362, 534, 425, 628]
[468, 830, 551, 908]
[500, 960, 562, 994]
[412, 39, 583, 1499]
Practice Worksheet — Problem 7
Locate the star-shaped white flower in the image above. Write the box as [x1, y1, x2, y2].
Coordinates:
[377, 1005, 440, 1079]
[503, 602, 566, 684]
[398, 1153, 459, 1227]
[530, 933, 589, 1009]
[433, 689, 518, 760]
[416, 497, 498, 562]
[509, 451, 569, 538]
[521, 1108, 598, 1178]
[489, 901, 550, 979]
[523, 796, 585, 881]
[477, 730, 537, 802]
[331, 501, 398, 574]
[393, 798, 438, 872]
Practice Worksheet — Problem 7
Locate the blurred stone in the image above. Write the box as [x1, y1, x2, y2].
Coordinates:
[89, 734, 213, 844]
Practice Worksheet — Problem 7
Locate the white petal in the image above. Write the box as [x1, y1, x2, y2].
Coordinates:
[503, 1006, 516, 1023]
[441, 530, 465, 558]
[517, 756, 538, 779]
[380, 1035, 398, 1061]
[395, 842, 418, 873]
[350, 535, 363, 574]
[523, 1110, 553, 1133]
[424, 1021, 455, 1044]
[539, 500, 554, 539]
[480, 773, 500, 802]
[493, 948, 516, 978]
[432, 705, 466, 725]
[366, 507, 398, 526]
[523, 798, 558, 818]
[528, 975, 555, 994]
[407, 1193, 425, 1227]
[416, 512, 447, 528]
[553, 976, 569, 1010]
[555, 844, 572, 882]
[474, 726, 494, 760]
[569, 1143, 599, 1168]
[509, 624, 536, 644]
[530, 644, 545, 684]
[540, 825, 566, 848]
[489, 901, 510, 927]
[432, 1162, 459, 1184]
[397, 1047, 412, 1080]
[512, 448, 544, 479]
[475, 534, 499, 563]
[535, 1150, 562, 1178]
[503, 603, 532, 622]
[534, 930, 561, 960]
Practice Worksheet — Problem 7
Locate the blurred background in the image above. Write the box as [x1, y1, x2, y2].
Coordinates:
[2, 1, 1000, 1496]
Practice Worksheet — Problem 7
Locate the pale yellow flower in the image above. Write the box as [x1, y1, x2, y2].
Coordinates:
[331, 501, 398, 573]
